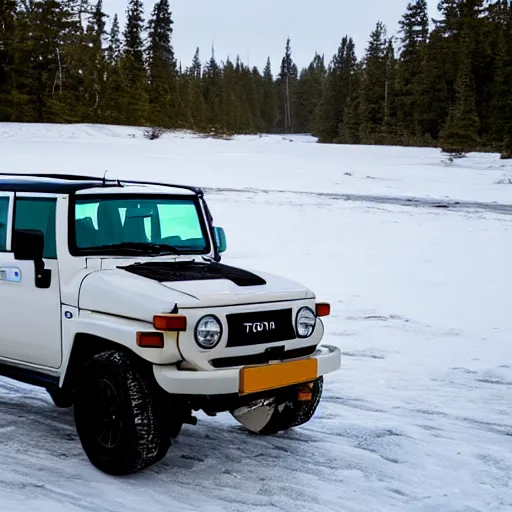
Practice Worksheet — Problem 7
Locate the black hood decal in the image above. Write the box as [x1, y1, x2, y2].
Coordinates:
[118, 261, 267, 287]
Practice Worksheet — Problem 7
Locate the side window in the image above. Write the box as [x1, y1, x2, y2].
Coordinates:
[15, 198, 57, 258]
[75, 201, 100, 248]
[0, 197, 9, 251]
[76, 202, 99, 229]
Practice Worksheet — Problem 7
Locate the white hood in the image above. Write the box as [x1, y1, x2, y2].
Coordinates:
[79, 269, 183, 322]
[78, 260, 313, 322]
[161, 270, 313, 307]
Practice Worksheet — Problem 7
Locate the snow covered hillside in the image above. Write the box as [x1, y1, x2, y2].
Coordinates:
[2, 122, 512, 206]
[0, 123, 511, 512]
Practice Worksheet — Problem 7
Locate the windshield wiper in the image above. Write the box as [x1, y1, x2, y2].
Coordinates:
[81, 242, 181, 256]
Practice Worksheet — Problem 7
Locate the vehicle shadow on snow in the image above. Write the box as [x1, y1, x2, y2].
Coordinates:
[0, 384, 78, 437]
[0, 380, 322, 473]
[0, 380, 426, 511]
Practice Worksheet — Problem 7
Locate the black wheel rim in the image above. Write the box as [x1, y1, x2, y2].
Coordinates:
[91, 378, 123, 449]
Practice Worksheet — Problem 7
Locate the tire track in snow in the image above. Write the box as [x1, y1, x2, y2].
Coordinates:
[205, 186, 512, 216]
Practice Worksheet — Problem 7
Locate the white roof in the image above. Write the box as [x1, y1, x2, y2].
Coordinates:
[75, 183, 197, 196]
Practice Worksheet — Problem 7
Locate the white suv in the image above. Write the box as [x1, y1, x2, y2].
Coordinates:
[0, 173, 341, 475]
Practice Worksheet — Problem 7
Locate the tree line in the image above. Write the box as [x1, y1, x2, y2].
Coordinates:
[0, 0, 511, 157]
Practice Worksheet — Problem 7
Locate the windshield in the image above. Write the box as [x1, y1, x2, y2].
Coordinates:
[73, 195, 210, 255]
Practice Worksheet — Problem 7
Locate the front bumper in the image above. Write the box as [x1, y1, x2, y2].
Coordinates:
[153, 344, 341, 396]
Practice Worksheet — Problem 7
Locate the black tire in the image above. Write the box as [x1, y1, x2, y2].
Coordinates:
[73, 349, 171, 475]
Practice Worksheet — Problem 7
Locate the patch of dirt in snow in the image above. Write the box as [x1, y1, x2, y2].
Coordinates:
[341, 350, 387, 360]
[206, 186, 512, 216]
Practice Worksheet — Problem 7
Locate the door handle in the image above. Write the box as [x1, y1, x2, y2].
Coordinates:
[0, 267, 21, 282]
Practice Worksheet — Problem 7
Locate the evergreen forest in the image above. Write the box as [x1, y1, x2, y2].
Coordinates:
[1, 0, 511, 157]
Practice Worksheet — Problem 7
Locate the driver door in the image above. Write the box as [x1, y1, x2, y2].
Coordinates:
[0, 193, 62, 369]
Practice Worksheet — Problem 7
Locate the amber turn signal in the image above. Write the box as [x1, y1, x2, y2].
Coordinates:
[315, 303, 331, 317]
[136, 332, 164, 348]
[153, 314, 187, 332]
[297, 382, 314, 401]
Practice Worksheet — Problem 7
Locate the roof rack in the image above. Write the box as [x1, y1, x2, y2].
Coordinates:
[0, 172, 204, 196]
[0, 172, 219, 261]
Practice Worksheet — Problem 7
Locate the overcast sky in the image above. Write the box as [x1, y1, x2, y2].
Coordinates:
[103, 0, 440, 72]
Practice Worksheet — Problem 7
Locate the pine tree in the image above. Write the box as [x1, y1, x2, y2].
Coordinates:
[414, 30, 449, 140]
[490, 0, 512, 157]
[203, 52, 222, 130]
[439, 35, 480, 155]
[338, 61, 363, 144]
[0, 0, 17, 120]
[146, 0, 178, 128]
[250, 66, 265, 133]
[278, 38, 298, 133]
[380, 39, 399, 144]
[183, 49, 206, 131]
[188, 47, 201, 79]
[435, 0, 491, 138]
[359, 22, 388, 143]
[4, 1, 36, 121]
[502, 93, 512, 158]
[295, 53, 326, 133]
[107, 13, 121, 62]
[123, 0, 148, 125]
[103, 14, 124, 124]
[219, 57, 238, 132]
[93, 0, 107, 38]
[185, 78, 207, 132]
[124, 0, 144, 63]
[228, 56, 254, 133]
[239, 59, 259, 133]
[314, 37, 357, 143]
[487, 0, 512, 148]
[339, 95, 361, 144]
[399, 0, 429, 61]
[21, 0, 79, 122]
[81, 0, 108, 123]
[396, 0, 429, 140]
[48, 0, 110, 123]
[261, 58, 278, 132]
[436, 0, 485, 35]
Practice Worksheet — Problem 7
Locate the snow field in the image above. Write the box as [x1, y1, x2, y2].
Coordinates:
[0, 123, 511, 511]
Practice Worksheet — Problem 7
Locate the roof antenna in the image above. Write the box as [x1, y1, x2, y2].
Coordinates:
[102, 170, 108, 186]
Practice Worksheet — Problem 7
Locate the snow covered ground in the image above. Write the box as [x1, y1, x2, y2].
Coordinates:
[0, 123, 511, 511]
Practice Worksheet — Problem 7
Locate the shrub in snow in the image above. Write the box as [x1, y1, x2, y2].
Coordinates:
[143, 127, 166, 140]
[442, 152, 466, 166]
[496, 175, 512, 185]
[197, 125, 235, 140]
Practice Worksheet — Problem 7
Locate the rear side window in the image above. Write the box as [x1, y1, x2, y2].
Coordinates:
[0, 197, 9, 251]
[14, 198, 57, 258]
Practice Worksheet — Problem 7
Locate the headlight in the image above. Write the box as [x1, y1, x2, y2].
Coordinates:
[195, 315, 223, 349]
[296, 307, 316, 338]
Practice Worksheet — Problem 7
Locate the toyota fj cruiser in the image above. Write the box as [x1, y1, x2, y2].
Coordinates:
[0, 173, 341, 475]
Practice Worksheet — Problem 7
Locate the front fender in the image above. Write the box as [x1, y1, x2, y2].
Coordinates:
[59, 307, 182, 387]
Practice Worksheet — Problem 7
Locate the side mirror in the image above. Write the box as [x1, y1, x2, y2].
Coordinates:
[14, 229, 44, 261]
[13, 229, 51, 289]
[214, 226, 227, 254]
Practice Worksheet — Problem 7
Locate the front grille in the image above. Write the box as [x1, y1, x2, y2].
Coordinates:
[210, 345, 317, 369]
[226, 308, 296, 347]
